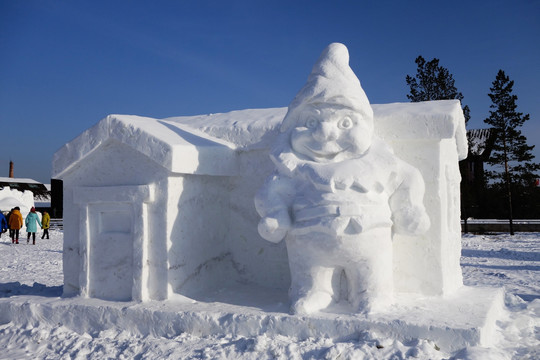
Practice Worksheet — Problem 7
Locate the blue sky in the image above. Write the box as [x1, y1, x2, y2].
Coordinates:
[1, 0, 539, 184]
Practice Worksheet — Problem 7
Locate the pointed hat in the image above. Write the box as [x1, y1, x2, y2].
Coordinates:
[280, 43, 373, 132]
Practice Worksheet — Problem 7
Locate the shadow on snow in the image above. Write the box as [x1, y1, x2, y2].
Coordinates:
[0, 282, 63, 298]
[460, 263, 540, 272]
[461, 248, 540, 262]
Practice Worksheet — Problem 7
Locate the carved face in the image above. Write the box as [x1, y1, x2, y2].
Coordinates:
[290, 104, 374, 162]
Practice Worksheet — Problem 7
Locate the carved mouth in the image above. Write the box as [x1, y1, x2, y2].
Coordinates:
[305, 145, 348, 160]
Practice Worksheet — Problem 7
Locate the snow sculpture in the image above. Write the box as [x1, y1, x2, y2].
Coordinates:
[255, 43, 430, 314]
[54, 43, 467, 313]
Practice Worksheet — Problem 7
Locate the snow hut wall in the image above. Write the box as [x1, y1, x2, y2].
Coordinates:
[225, 149, 291, 290]
[166, 173, 234, 298]
[61, 140, 169, 298]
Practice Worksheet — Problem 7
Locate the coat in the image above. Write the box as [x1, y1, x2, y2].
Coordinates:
[42, 212, 50, 230]
[0, 212, 7, 231]
[8, 209, 23, 230]
[25, 212, 42, 233]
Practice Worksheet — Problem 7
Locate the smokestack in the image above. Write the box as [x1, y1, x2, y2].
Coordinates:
[9, 161, 14, 178]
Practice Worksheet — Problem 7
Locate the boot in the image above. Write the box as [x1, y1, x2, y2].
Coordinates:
[33, 239, 35, 245]
[27, 238, 29, 244]
[15, 239, 19, 244]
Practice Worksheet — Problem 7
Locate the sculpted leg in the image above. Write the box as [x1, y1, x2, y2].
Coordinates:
[287, 240, 334, 314]
[290, 265, 334, 314]
[346, 255, 393, 313]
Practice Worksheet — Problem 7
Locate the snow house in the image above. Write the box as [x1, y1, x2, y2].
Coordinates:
[53, 100, 467, 303]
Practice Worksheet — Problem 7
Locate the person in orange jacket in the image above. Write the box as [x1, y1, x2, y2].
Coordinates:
[8, 207, 23, 244]
[41, 211, 50, 239]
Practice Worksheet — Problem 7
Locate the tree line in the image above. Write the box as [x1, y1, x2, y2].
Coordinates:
[406, 56, 540, 231]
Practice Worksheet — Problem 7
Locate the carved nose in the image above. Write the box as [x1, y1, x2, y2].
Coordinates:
[313, 122, 338, 141]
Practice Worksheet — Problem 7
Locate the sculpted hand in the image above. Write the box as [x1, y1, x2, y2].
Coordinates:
[393, 206, 430, 235]
[258, 213, 291, 243]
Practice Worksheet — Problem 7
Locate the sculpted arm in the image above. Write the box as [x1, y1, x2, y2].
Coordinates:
[254, 172, 295, 243]
[389, 162, 430, 235]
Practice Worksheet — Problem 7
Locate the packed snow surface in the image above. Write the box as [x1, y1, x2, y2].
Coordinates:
[0, 230, 538, 359]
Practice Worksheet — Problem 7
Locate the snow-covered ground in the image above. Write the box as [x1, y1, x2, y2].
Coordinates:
[0, 230, 538, 359]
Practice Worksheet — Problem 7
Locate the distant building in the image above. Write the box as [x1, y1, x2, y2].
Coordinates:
[0, 177, 50, 202]
[2, 161, 59, 216]
[0, 176, 51, 214]
[50, 179, 63, 218]
[459, 128, 497, 219]
[0, 177, 49, 198]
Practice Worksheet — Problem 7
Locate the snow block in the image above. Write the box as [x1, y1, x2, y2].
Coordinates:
[53, 114, 241, 301]
[0, 285, 504, 353]
[373, 100, 467, 296]
[54, 100, 468, 304]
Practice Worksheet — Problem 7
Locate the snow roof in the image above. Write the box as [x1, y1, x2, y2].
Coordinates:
[53, 100, 468, 178]
[53, 114, 240, 178]
[0, 177, 42, 184]
[167, 100, 467, 156]
[166, 107, 287, 150]
[372, 100, 468, 160]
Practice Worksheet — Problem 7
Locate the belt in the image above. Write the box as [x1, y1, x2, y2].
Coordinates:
[294, 203, 390, 222]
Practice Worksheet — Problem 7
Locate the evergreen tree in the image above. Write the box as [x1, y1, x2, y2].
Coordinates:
[406, 56, 471, 123]
[484, 70, 540, 233]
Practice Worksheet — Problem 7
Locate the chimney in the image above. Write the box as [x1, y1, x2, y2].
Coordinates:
[9, 161, 14, 178]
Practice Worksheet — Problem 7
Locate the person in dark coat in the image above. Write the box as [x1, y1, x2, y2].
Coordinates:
[0, 211, 7, 239]
[6, 209, 13, 240]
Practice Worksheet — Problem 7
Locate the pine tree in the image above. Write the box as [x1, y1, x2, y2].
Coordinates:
[406, 56, 471, 123]
[484, 70, 540, 233]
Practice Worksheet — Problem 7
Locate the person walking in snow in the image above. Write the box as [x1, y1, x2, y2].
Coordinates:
[41, 211, 50, 239]
[25, 207, 42, 245]
[6, 209, 13, 240]
[8, 207, 23, 244]
[0, 211, 8, 239]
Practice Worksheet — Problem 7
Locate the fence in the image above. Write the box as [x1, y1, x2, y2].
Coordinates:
[50, 219, 63, 231]
[48, 218, 540, 233]
[462, 219, 540, 233]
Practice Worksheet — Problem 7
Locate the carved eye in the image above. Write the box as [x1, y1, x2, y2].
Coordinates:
[338, 117, 353, 129]
[306, 117, 318, 129]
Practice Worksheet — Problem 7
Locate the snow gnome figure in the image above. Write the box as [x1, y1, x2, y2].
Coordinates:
[255, 43, 430, 315]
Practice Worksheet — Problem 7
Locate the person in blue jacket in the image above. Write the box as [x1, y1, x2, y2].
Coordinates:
[0, 211, 7, 239]
[25, 207, 42, 245]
